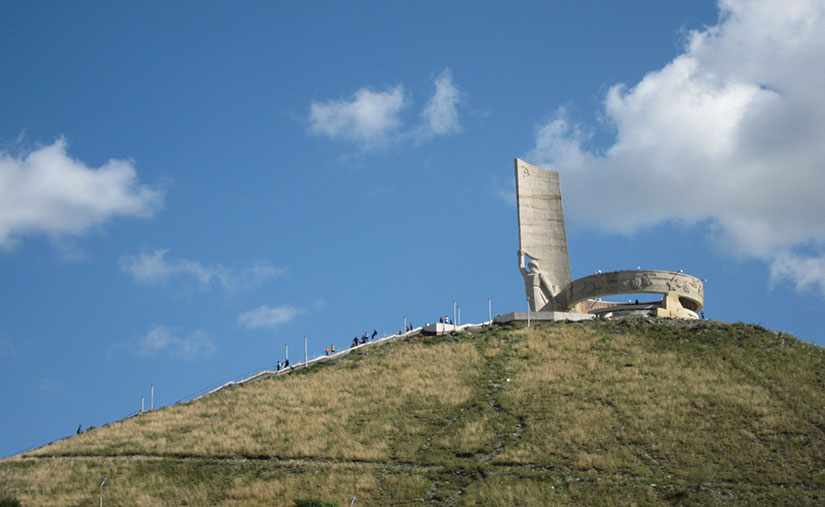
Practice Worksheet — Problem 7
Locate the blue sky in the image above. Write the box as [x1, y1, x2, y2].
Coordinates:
[2, 0, 824, 458]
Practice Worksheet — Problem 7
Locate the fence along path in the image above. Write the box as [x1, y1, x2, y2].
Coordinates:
[188, 321, 486, 403]
[12, 322, 484, 457]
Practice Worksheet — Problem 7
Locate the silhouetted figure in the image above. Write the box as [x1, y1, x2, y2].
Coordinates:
[77, 425, 82, 435]
[372, 329, 377, 340]
[352, 337, 358, 348]
[276, 361, 281, 371]
[284, 359, 289, 368]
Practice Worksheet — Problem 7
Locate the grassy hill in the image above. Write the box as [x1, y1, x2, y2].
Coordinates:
[2, 319, 824, 505]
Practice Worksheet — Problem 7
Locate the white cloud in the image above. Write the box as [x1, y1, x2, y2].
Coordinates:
[137, 325, 217, 360]
[308, 68, 465, 150]
[0, 138, 163, 249]
[769, 251, 825, 297]
[309, 86, 406, 149]
[419, 69, 462, 137]
[527, 0, 825, 295]
[238, 304, 301, 329]
[119, 249, 286, 291]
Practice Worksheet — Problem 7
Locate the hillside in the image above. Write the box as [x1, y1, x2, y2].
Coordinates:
[2, 319, 824, 505]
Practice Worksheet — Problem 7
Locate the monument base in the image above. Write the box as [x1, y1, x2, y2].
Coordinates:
[493, 311, 595, 325]
[421, 323, 461, 335]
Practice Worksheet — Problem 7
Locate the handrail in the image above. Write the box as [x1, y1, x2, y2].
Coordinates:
[185, 325, 437, 402]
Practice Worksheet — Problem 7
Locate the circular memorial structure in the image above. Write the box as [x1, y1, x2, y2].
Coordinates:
[553, 269, 704, 319]
[514, 158, 705, 320]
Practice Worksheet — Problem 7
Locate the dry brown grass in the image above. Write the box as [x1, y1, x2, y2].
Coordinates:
[5, 320, 825, 505]
[496, 322, 825, 487]
[32, 340, 482, 463]
[433, 412, 497, 456]
[1, 456, 431, 506]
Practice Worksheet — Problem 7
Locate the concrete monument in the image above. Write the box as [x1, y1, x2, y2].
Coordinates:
[512, 158, 704, 320]
[515, 159, 572, 311]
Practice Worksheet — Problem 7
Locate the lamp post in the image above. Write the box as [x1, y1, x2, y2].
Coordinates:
[452, 300, 456, 329]
[99, 477, 108, 507]
[526, 298, 531, 327]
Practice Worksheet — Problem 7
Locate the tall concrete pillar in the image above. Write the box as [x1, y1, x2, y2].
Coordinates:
[515, 159, 572, 310]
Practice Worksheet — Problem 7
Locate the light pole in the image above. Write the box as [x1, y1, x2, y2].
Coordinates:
[99, 477, 108, 507]
[304, 336, 308, 366]
[526, 298, 531, 327]
[452, 300, 456, 329]
[488, 298, 492, 323]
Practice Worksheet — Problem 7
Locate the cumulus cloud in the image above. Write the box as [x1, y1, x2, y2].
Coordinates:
[308, 68, 464, 149]
[137, 325, 217, 360]
[309, 86, 406, 148]
[527, 0, 825, 295]
[119, 249, 286, 292]
[769, 252, 825, 297]
[419, 69, 462, 138]
[238, 304, 302, 329]
[0, 138, 163, 249]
